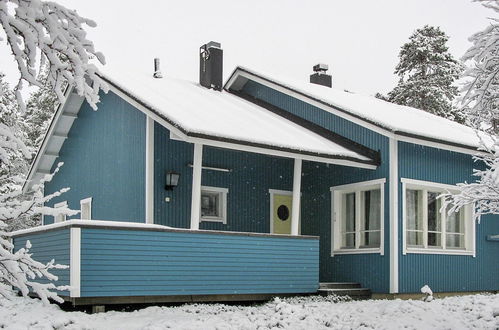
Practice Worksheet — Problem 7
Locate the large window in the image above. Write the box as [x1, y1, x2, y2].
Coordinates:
[200, 186, 228, 224]
[402, 178, 474, 255]
[331, 179, 385, 255]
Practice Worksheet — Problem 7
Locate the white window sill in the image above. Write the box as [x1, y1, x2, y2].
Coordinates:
[200, 218, 226, 224]
[332, 248, 382, 256]
[404, 248, 474, 256]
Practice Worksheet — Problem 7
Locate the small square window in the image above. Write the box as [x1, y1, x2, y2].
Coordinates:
[80, 197, 92, 220]
[200, 186, 228, 224]
[54, 201, 68, 223]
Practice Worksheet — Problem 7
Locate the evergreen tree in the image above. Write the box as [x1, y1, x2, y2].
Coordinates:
[23, 70, 59, 159]
[387, 25, 464, 122]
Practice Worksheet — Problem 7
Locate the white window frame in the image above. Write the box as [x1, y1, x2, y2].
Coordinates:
[330, 178, 386, 256]
[54, 201, 68, 223]
[402, 178, 475, 256]
[80, 197, 93, 220]
[200, 186, 228, 224]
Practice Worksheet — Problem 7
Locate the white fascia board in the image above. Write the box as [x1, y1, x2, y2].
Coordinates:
[226, 69, 481, 155]
[186, 136, 377, 170]
[23, 87, 83, 193]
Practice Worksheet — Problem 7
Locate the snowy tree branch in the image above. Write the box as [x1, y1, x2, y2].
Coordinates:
[0, 0, 108, 111]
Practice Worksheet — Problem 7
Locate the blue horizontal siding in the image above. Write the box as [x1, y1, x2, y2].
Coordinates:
[398, 141, 499, 292]
[12, 229, 70, 296]
[80, 228, 319, 297]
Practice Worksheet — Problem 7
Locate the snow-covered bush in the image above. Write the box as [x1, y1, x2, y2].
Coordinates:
[0, 0, 105, 303]
[0, 163, 78, 304]
[421, 285, 434, 302]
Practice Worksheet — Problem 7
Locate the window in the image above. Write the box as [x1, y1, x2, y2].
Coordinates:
[80, 197, 92, 220]
[200, 186, 228, 224]
[331, 179, 385, 255]
[402, 178, 474, 255]
[54, 201, 68, 223]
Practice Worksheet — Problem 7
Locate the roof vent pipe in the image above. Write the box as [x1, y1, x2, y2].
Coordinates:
[310, 63, 332, 88]
[153, 58, 163, 78]
[199, 41, 223, 91]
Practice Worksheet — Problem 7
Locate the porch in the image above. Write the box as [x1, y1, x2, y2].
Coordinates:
[11, 220, 319, 306]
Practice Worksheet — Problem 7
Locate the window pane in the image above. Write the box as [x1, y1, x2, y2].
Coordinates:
[407, 231, 423, 247]
[201, 192, 220, 217]
[360, 231, 380, 248]
[427, 192, 442, 232]
[341, 192, 356, 233]
[342, 233, 355, 249]
[361, 189, 381, 231]
[446, 208, 464, 234]
[406, 189, 423, 230]
[427, 232, 442, 247]
[446, 234, 465, 249]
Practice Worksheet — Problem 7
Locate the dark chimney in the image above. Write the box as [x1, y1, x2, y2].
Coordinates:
[310, 63, 332, 88]
[199, 41, 223, 91]
[153, 58, 163, 78]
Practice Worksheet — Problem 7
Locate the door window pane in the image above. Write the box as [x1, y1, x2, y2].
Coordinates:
[341, 192, 355, 248]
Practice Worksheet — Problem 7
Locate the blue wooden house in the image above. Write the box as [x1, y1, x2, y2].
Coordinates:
[11, 42, 498, 306]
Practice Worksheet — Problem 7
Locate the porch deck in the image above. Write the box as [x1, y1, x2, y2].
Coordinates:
[11, 220, 319, 305]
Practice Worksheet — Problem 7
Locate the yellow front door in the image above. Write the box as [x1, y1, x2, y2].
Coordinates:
[272, 193, 293, 234]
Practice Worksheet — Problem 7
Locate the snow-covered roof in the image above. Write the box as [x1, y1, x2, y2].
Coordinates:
[23, 66, 378, 191]
[98, 66, 376, 166]
[226, 66, 483, 152]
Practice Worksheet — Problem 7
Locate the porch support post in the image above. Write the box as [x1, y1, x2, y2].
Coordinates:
[291, 158, 302, 236]
[190, 143, 203, 230]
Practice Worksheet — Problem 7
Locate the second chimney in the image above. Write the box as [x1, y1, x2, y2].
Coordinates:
[310, 63, 332, 88]
[199, 41, 223, 91]
[153, 58, 163, 78]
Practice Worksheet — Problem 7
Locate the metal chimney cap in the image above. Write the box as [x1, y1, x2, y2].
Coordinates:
[313, 63, 329, 72]
[153, 58, 163, 78]
[205, 41, 221, 49]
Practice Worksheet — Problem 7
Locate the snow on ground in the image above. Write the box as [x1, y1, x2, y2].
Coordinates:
[0, 293, 498, 330]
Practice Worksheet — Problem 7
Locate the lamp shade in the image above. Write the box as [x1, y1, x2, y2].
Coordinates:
[165, 171, 180, 190]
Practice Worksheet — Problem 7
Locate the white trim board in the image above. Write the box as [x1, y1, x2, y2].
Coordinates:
[389, 138, 399, 293]
[145, 116, 155, 224]
[69, 227, 81, 298]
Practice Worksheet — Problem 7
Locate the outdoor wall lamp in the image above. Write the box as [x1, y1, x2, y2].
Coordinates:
[165, 171, 180, 190]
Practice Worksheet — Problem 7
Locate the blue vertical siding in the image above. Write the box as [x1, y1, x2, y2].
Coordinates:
[80, 228, 319, 297]
[12, 229, 70, 296]
[44, 91, 146, 223]
[153, 123, 294, 232]
[241, 81, 391, 292]
[398, 141, 499, 292]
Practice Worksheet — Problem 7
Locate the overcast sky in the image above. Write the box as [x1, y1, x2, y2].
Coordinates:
[0, 0, 494, 96]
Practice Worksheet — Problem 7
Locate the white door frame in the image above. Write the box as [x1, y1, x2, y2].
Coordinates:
[269, 189, 301, 234]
